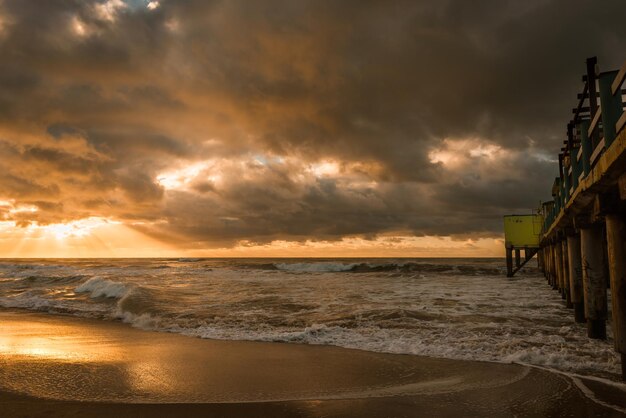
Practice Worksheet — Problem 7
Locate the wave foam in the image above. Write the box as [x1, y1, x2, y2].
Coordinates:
[274, 262, 357, 272]
[271, 261, 506, 275]
[75, 277, 129, 299]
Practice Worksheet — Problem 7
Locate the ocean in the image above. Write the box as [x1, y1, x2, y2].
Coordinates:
[0, 258, 620, 380]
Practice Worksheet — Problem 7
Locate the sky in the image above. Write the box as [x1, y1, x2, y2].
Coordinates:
[0, 0, 624, 257]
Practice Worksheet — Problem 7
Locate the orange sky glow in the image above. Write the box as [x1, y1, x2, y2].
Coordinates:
[2, 0, 622, 258]
[0, 217, 504, 258]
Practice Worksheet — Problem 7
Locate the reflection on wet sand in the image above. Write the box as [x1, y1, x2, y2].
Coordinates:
[1, 309, 626, 417]
[0, 311, 182, 400]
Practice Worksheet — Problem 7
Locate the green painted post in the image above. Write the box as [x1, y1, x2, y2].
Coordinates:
[571, 146, 581, 190]
[578, 120, 592, 177]
[563, 167, 571, 201]
[598, 71, 622, 147]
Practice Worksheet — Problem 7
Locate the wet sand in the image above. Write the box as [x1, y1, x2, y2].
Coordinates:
[0, 310, 624, 417]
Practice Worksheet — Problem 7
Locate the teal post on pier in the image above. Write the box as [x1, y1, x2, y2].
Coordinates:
[578, 119, 591, 176]
[598, 71, 623, 147]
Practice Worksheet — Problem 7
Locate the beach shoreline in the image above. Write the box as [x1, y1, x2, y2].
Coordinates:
[1, 309, 625, 417]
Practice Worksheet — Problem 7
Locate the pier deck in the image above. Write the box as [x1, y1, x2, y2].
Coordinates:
[514, 56, 626, 379]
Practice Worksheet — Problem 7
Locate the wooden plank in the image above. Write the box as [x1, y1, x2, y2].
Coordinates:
[575, 103, 626, 114]
[588, 109, 602, 137]
[577, 92, 626, 100]
[577, 146, 583, 161]
[616, 111, 626, 136]
[611, 59, 626, 95]
[511, 248, 538, 277]
[573, 82, 589, 122]
[589, 138, 606, 166]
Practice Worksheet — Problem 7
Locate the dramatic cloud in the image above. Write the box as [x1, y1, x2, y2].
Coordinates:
[0, 0, 624, 254]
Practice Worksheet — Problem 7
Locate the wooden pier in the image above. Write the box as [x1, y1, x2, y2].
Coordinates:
[537, 56, 626, 379]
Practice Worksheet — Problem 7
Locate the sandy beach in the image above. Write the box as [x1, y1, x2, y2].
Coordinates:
[0, 310, 624, 417]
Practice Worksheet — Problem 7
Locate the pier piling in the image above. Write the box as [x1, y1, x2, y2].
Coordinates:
[551, 244, 559, 290]
[555, 240, 565, 298]
[505, 247, 513, 277]
[546, 245, 552, 284]
[606, 213, 626, 379]
[580, 225, 607, 340]
[561, 239, 572, 308]
[505, 55, 626, 378]
[566, 233, 585, 323]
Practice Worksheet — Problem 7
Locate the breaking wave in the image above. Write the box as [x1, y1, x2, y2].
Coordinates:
[75, 277, 129, 299]
[273, 261, 506, 275]
[0, 258, 619, 381]
[274, 262, 358, 272]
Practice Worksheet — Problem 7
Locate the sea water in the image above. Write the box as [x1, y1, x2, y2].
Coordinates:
[0, 258, 620, 380]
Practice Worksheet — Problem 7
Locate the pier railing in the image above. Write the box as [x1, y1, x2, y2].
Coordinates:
[542, 56, 626, 235]
[532, 56, 626, 379]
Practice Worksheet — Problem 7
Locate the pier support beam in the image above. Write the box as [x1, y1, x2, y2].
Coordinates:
[551, 244, 558, 290]
[515, 249, 521, 269]
[542, 246, 550, 283]
[555, 240, 565, 298]
[566, 233, 585, 323]
[581, 226, 608, 340]
[505, 246, 513, 278]
[561, 239, 572, 308]
[541, 246, 550, 283]
[606, 214, 626, 379]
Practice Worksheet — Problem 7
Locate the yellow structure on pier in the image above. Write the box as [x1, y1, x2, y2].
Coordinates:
[503, 214, 542, 248]
[503, 214, 542, 277]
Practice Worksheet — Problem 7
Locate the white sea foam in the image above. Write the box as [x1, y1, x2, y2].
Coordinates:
[0, 258, 622, 382]
[114, 309, 160, 329]
[0, 290, 109, 316]
[75, 276, 129, 298]
[274, 262, 357, 272]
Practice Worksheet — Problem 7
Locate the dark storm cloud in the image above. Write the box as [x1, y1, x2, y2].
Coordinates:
[0, 0, 624, 247]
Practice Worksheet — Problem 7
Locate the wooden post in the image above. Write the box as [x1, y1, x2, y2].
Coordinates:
[547, 246, 553, 285]
[586, 57, 599, 149]
[546, 246, 552, 284]
[524, 248, 533, 262]
[538, 248, 544, 272]
[561, 239, 572, 308]
[506, 246, 513, 278]
[515, 249, 521, 269]
[578, 119, 592, 176]
[547, 245, 553, 286]
[606, 214, 626, 379]
[551, 244, 559, 290]
[555, 240, 565, 298]
[567, 233, 586, 323]
[543, 247, 548, 280]
[598, 71, 623, 147]
[581, 225, 608, 339]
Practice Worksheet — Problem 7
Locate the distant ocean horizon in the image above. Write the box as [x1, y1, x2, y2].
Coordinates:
[0, 257, 620, 380]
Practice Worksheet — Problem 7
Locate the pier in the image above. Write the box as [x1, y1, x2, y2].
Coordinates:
[508, 56, 626, 379]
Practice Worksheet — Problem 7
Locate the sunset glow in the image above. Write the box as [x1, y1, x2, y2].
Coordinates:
[1, 2, 626, 416]
[0, 0, 622, 258]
